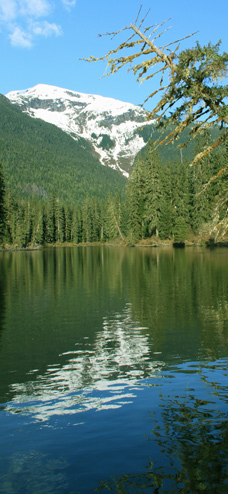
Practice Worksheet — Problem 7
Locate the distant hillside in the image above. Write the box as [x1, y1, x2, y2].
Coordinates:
[0, 94, 126, 203]
[7, 84, 223, 171]
[6, 84, 153, 177]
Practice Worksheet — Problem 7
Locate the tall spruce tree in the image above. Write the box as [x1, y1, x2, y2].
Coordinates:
[126, 154, 147, 241]
[126, 143, 166, 240]
[191, 130, 214, 231]
[173, 161, 192, 228]
[0, 163, 6, 241]
[46, 191, 56, 243]
[158, 163, 175, 239]
[142, 143, 164, 237]
[105, 195, 125, 241]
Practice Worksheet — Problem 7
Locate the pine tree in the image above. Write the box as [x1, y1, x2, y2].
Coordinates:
[24, 200, 33, 246]
[105, 195, 125, 241]
[56, 200, 65, 243]
[142, 144, 163, 237]
[65, 205, 72, 242]
[81, 199, 93, 243]
[173, 161, 192, 227]
[46, 191, 56, 243]
[126, 155, 146, 241]
[71, 205, 82, 244]
[174, 216, 188, 243]
[191, 130, 214, 231]
[158, 164, 175, 239]
[32, 201, 45, 245]
[126, 144, 167, 241]
[159, 200, 175, 239]
[4, 191, 15, 244]
[0, 163, 6, 241]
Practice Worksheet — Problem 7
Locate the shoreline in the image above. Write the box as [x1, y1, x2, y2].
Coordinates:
[1, 238, 228, 251]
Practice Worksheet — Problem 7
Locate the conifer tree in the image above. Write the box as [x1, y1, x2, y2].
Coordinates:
[174, 216, 188, 243]
[4, 191, 15, 244]
[191, 131, 214, 231]
[173, 162, 192, 227]
[65, 205, 72, 242]
[46, 191, 56, 243]
[158, 164, 175, 239]
[85, 10, 228, 172]
[71, 205, 82, 244]
[0, 163, 6, 241]
[32, 201, 45, 245]
[159, 201, 174, 239]
[105, 195, 125, 241]
[81, 199, 93, 242]
[142, 143, 164, 237]
[24, 200, 33, 246]
[56, 200, 65, 243]
[126, 155, 146, 241]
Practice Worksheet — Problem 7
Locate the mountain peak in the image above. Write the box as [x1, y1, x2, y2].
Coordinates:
[6, 84, 155, 176]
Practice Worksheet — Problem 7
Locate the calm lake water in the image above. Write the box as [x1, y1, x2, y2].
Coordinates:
[0, 246, 228, 493]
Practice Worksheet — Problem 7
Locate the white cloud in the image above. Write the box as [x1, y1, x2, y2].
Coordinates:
[0, 0, 17, 21]
[10, 25, 32, 47]
[0, 0, 76, 47]
[61, 0, 76, 8]
[32, 20, 62, 38]
[19, 0, 51, 18]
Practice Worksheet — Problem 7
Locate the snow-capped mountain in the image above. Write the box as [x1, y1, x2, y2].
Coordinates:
[6, 84, 155, 177]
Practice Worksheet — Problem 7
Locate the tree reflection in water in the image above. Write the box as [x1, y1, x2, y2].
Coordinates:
[96, 379, 228, 494]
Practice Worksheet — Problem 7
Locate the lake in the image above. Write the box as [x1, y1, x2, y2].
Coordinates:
[0, 246, 228, 493]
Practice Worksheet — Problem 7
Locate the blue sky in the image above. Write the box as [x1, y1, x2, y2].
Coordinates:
[1, 0, 228, 109]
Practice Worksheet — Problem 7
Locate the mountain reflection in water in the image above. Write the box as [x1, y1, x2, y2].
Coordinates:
[5, 304, 164, 421]
[1, 246, 228, 494]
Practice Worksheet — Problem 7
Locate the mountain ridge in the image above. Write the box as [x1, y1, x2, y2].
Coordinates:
[6, 84, 155, 177]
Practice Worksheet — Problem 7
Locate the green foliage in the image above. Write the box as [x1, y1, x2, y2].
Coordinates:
[125, 131, 228, 242]
[0, 95, 126, 204]
[2, 192, 128, 247]
[158, 200, 174, 240]
[98, 134, 115, 150]
[126, 143, 175, 240]
[2, 87, 228, 245]
[3, 130, 228, 247]
[85, 12, 228, 168]
[173, 216, 188, 243]
[0, 163, 6, 241]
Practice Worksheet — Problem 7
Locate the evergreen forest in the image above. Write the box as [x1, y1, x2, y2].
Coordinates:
[0, 120, 228, 248]
[0, 94, 126, 203]
[0, 87, 228, 248]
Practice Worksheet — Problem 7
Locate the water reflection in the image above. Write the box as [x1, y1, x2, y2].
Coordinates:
[1, 247, 228, 494]
[0, 255, 6, 345]
[4, 304, 164, 421]
[126, 247, 228, 361]
[1, 247, 228, 413]
[97, 359, 228, 494]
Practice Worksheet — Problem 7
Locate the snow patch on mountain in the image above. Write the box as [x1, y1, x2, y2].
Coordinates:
[6, 84, 155, 177]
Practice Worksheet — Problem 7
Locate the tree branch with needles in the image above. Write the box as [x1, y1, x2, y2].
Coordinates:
[82, 8, 228, 177]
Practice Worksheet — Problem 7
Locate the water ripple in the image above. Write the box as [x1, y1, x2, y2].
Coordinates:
[4, 305, 164, 422]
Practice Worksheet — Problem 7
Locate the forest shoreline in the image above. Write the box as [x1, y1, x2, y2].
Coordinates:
[1, 237, 228, 251]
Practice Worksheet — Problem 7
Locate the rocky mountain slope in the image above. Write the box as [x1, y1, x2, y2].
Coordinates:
[6, 84, 155, 177]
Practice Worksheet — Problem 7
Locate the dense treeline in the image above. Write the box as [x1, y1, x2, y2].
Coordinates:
[2, 191, 126, 247]
[126, 134, 228, 243]
[0, 130, 228, 248]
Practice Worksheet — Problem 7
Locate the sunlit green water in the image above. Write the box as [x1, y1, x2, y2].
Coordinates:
[0, 246, 228, 493]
